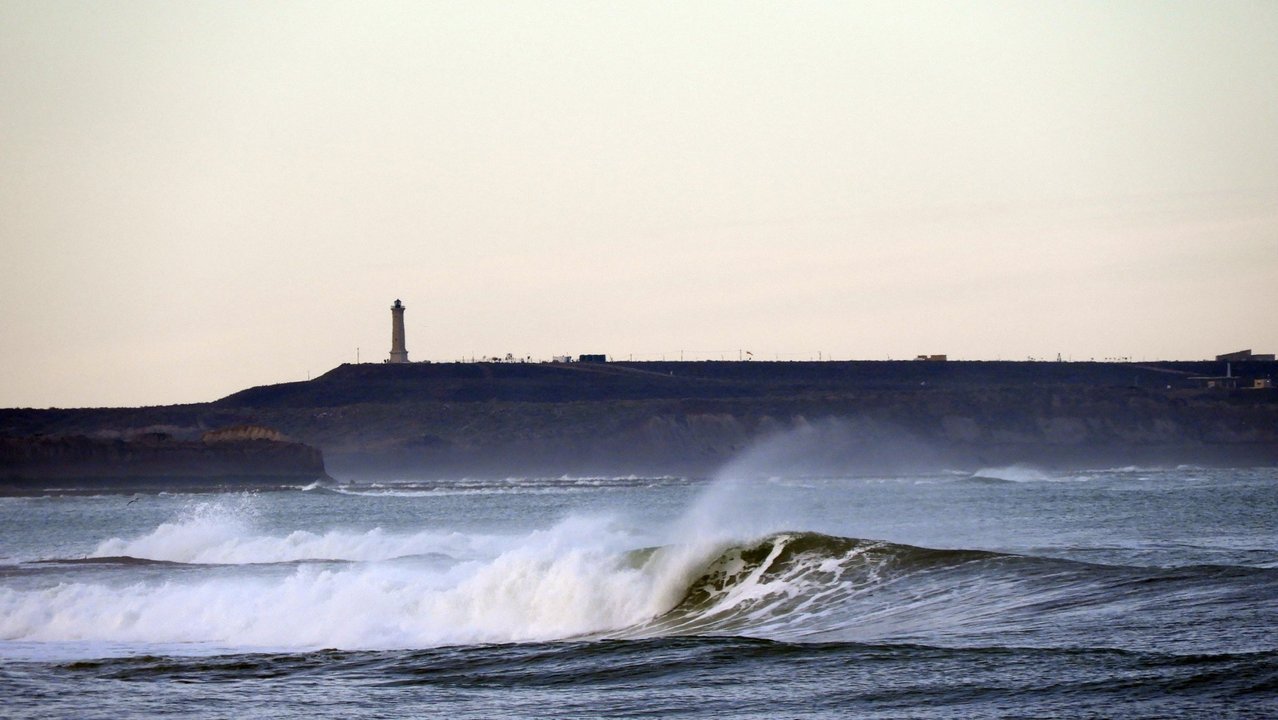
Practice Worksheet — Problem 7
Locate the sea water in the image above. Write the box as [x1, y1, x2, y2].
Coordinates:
[1, 466, 1276, 718]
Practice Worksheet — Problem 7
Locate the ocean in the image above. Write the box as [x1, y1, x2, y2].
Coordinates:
[2, 464, 1276, 718]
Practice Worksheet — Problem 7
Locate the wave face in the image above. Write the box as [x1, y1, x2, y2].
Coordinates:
[641, 532, 1278, 655]
[639, 533, 999, 639]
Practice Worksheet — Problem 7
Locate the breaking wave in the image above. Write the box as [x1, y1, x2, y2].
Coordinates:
[4, 515, 1274, 654]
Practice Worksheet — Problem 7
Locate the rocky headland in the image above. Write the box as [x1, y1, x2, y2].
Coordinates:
[1, 360, 1274, 481]
[0, 424, 329, 493]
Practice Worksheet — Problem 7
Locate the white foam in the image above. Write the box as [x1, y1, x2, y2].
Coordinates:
[89, 498, 498, 565]
[1, 513, 722, 651]
[971, 465, 1052, 483]
[0, 471, 857, 652]
[328, 486, 595, 498]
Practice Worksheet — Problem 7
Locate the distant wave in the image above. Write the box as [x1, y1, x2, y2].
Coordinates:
[325, 485, 600, 498]
[32, 556, 186, 567]
[306, 476, 693, 499]
[83, 499, 501, 565]
[968, 465, 1054, 483]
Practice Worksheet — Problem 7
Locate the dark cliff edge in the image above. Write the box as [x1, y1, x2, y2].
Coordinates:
[0, 432, 330, 494]
[1, 360, 1274, 480]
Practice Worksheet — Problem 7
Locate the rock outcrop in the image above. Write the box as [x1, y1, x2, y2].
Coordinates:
[0, 428, 328, 492]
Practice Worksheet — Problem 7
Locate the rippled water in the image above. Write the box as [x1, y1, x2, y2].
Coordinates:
[2, 466, 1276, 718]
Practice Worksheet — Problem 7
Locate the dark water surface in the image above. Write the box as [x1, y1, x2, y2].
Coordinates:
[2, 466, 1276, 718]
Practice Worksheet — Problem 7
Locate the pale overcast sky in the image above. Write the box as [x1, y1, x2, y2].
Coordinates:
[2, 1, 1276, 408]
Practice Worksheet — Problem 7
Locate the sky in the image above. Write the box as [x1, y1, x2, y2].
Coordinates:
[2, 1, 1276, 408]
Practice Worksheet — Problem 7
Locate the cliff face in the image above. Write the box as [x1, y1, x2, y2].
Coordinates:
[1, 360, 1274, 480]
[299, 386, 1278, 478]
[0, 433, 328, 491]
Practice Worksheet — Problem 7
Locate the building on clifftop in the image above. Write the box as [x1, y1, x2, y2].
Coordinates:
[387, 299, 409, 363]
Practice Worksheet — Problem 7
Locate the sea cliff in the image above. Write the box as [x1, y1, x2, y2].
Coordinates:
[1, 360, 1274, 480]
[0, 427, 329, 492]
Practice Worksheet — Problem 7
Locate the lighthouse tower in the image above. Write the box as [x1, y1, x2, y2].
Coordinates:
[388, 299, 409, 363]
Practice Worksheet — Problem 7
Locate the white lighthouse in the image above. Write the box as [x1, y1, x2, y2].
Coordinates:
[388, 299, 409, 363]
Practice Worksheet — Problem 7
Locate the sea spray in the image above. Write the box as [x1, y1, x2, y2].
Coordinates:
[92, 520, 498, 566]
[2, 512, 726, 649]
[3, 461, 905, 648]
[635, 435, 881, 617]
[91, 496, 257, 564]
[711, 417, 942, 479]
[88, 493, 514, 565]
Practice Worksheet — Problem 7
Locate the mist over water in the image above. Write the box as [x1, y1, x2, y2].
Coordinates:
[715, 417, 946, 480]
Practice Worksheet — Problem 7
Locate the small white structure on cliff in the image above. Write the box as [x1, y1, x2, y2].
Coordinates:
[388, 299, 409, 363]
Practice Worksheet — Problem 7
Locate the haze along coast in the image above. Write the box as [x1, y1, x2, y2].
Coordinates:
[2, 354, 1276, 489]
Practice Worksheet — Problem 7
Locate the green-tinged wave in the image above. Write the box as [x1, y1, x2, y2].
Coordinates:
[636, 533, 1003, 638]
[628, 532, 1278, 644]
